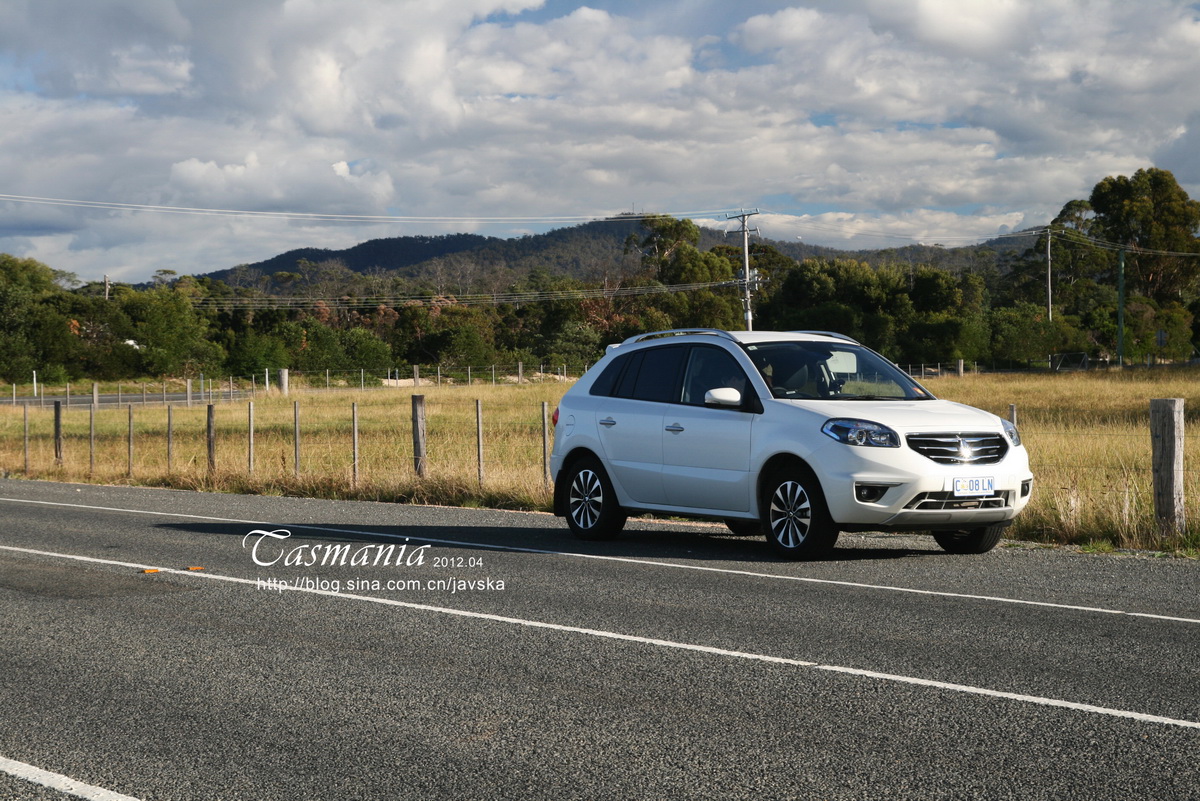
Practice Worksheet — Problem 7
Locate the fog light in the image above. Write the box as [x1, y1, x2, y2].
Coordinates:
[854, 483, 892, 503]
[1021, 479, 1032, 498]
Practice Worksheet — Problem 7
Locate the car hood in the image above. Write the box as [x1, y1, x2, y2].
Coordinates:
[783, 398, 1005, 432]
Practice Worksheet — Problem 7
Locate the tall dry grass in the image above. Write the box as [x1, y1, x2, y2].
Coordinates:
[0, 384, 561, 511]
[922, 367, 1200, 551]
[1, 367, 1197, 552]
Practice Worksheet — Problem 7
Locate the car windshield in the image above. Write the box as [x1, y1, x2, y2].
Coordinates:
[744, 340, 932, 401]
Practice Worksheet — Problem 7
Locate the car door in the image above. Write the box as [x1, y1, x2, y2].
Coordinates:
[593, 345, 684, 506]
[660, 345, 755, 512]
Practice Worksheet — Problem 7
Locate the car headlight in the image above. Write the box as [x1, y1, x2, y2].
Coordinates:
[821, 419, 900, 448]
[1002, 418, 1022, 447]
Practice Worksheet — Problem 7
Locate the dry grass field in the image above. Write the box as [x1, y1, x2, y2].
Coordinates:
[923, 367, 1200, 552]
[2, 366, 1197, 553]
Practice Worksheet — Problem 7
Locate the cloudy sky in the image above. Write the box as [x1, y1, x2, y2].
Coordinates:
[2, 0, 1199, 283]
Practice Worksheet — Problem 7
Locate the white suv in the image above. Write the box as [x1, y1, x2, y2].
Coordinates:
[550, 329, 1033, 558]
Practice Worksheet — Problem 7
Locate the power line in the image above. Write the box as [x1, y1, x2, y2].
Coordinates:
[1046, 227, 1200, 258]
[783, 216, 1040, 244]
[9, 189, 1195, 263]
[0, 192, 742, 227]
[790, 216, 1200, 258]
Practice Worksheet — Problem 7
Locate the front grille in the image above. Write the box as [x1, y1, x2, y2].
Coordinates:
[906, 432, 1008, 465]
[905, 491, 1010, 511]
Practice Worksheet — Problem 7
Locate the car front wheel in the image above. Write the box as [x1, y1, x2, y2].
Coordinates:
[563, 456, 626, 540]
[933, 524, 1006, 554]
[762, 469, 838, 559]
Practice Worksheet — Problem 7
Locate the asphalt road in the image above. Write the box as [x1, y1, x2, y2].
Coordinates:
[0, 479, 1197, 800]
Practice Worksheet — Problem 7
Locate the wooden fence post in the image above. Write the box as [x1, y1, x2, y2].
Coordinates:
[476, 399, 484, 487]
[167, 405, 173, 474]
[247, 401, 254, 475]
[412, 394, 427, 477]
[89, 404, 95, 476]
[1150, 398, 1185, 539]
[352, 402, 359, 489]
[207, 404, 216, 474]
[127, 404, 134, 477]
[293, 401, 300, 478]
[1009, 404, 1017, 427]
[541, 401, 550, 489]
[53, 401, 63, 466]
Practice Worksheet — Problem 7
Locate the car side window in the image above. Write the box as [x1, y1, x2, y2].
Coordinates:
[681, 346, 749, 405]
[589, 352, 628, 397]
[628, 345, 685, 402]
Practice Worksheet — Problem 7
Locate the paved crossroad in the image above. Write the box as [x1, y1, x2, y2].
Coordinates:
[0, 480, 1197, 799]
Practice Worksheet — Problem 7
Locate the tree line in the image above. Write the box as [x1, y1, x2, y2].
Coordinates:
[1, 168, 1197, 385]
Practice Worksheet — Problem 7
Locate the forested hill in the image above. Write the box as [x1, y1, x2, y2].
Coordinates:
[204, 215, 1039, 292]
[222, 232, 496, 279]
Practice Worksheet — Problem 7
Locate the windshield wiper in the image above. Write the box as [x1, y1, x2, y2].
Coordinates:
[836, 394, 919, 400]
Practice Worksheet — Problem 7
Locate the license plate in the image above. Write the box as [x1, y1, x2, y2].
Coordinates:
[953, 476, 995, 497]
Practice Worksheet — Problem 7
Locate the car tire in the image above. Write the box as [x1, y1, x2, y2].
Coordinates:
[933, 524, 1006, 555]
[723, 519, 761, 537]
[762, 468, 838, 559]
[563, 456, 627, 540]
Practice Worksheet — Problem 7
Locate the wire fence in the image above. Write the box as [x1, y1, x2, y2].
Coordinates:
[2, 387, 1195, 550]
[2, 363, 592, 409]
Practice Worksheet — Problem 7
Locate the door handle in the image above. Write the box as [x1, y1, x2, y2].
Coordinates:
[665, 424, 685, 432]
[599, 418, 616, 427]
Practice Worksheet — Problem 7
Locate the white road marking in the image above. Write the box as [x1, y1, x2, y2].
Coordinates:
[3, 542, 1199, 732]
[0, 755, 142, 801]
[1, 495, 1197, 625]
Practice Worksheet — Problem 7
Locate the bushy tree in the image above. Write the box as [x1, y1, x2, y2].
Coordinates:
[120, 287, 224, 376]
[1089, 168, 1200, 302]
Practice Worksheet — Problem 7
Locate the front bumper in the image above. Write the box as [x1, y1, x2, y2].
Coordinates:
[803, 440, 1034, 531]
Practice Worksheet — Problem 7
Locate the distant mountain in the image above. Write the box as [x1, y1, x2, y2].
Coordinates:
[208, 232, 497, 281]
[200, 216, 1041, 290]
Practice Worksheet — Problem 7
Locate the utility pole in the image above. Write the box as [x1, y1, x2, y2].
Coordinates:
[1117, 248, 1126, 366]
[727, 209, 761, 330]
[1045, 227, 1052, 321]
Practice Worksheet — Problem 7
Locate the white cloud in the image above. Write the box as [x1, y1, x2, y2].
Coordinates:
[0, 0, 1198, 279]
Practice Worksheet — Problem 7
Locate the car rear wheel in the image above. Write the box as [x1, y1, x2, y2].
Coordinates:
[762, 469, 838, 559]
[564, 456, 626, 540]
[933, 524, 1006, 554]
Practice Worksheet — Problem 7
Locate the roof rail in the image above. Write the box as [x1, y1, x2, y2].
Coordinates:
[621, 328, 740, 345]
[790, 330, 861, 344]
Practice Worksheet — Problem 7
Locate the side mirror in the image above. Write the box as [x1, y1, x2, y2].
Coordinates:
[704, 387, 743, 407]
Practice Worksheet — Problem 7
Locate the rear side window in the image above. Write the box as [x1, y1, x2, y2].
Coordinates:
[630, 346, 685, 402]
[591, 345, 685, 402]
[589, 353, 627, 397]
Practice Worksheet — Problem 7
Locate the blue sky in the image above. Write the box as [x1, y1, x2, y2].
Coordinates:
[1, 0, 1198, 282]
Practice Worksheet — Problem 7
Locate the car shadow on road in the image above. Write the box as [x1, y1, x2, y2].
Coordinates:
[154, 519, 944, 565]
